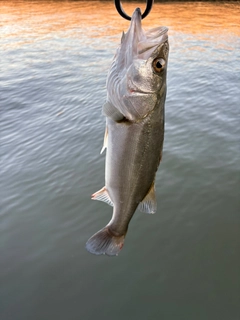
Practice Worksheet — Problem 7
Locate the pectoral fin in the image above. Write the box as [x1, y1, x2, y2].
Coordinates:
[138, 183, 157, 214]
[102, 101, 124, 122]
[100, 126, 108, 154]
[91, 186, 113, 207]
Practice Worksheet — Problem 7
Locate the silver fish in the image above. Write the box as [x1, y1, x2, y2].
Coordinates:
[86, 8, 169, 256]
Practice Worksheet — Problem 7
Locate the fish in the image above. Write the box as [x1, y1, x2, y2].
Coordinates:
[86, 8, 169, 256]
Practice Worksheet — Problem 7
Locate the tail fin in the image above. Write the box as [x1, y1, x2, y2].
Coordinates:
[86, 226, 125, 256]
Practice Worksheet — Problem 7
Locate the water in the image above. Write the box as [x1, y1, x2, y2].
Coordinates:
[1, 1, 240, 319]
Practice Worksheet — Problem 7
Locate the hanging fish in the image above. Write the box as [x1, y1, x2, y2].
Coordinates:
[86, 8, 169, 256]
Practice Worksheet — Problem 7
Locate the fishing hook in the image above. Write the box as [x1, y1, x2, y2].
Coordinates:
[114, 0, 154, 21]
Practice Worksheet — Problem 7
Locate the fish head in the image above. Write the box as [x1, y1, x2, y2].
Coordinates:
[106, 8, 169, 121]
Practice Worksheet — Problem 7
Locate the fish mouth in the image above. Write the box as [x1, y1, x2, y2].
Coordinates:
[131, 7, 142, 25]
[126, 7, 144, 51]
[138, 27, 168, 56]
[128, 79, 155, 95]
[129, 89, 154, 95]
[123, 8, 168, 60]
[116, 8, 144, 71]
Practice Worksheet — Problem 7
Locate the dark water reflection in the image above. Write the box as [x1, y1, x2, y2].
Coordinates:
[1, 1, 240, 320]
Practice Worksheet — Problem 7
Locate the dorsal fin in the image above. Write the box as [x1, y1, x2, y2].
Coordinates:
[138, 183, 157, 214]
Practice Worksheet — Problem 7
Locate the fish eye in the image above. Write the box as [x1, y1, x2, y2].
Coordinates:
[152, 58, 165, 73]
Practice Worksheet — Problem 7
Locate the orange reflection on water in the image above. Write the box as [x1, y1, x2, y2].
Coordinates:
[1, 0, 240, 46]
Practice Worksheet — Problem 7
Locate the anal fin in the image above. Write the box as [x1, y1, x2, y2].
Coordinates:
[91, 186, 113, 207]
[138, 183, 157, 214]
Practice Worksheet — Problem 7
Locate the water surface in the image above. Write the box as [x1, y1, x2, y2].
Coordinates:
[1, 1, 240, 320]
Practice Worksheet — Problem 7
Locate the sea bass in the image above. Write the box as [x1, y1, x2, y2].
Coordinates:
[86, 8, 169, 256]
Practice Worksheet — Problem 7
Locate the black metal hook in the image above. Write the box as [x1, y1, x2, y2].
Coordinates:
[114, 0, 154, 21]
